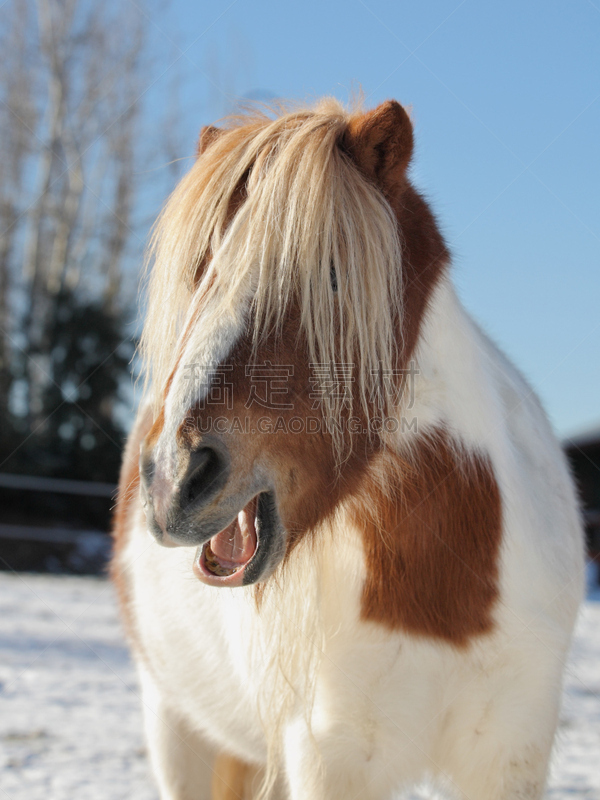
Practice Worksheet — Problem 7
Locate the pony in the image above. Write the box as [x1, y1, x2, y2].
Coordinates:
[112, 97, 584, 800]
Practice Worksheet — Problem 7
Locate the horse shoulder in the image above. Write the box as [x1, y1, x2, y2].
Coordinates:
[354, 427, 502, 646]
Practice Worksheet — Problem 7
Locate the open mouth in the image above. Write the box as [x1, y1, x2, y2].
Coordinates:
[193, 491, 284, 587]
[194, 495, 260, 586]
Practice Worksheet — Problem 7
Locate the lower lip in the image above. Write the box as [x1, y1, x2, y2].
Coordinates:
[193, 542, 250, 587]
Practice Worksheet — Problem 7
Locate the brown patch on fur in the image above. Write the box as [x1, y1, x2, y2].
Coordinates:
[395, 185, 449, 363]
[110, 407, 152, 644]
[354, 427, 501, 645]
[211, 752, 255, 799]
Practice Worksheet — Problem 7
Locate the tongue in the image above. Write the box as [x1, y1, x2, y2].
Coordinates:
[209, 498, 257, 568]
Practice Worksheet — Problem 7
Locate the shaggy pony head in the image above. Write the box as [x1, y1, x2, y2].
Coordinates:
[141, 97, 410, 448]
[137, 97, 420, 597]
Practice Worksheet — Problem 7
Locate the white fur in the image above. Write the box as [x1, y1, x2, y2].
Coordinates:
[119, 277, 584, 799]
[153, 279, 254, 482]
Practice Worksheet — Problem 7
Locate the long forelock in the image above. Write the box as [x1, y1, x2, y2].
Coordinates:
[141, 98, 404, 450]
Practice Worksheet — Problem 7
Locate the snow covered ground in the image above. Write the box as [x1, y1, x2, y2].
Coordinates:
[0, 570, 599, 799]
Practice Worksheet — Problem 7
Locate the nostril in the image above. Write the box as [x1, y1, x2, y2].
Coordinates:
[179, 447, 223, 510]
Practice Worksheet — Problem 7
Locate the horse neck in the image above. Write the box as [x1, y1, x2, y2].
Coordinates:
[404, 275, 504, 453]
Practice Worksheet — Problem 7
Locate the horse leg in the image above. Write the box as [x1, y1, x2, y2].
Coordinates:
[435, 649, 565, 800]
[442, 741, 553, 800]
[282, 717, 410, 800]
[139, 666, 216, 800]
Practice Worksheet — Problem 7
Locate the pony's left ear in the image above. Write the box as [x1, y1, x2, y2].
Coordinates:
[196, 125, 222, 158]
[341, 100, 413, 197]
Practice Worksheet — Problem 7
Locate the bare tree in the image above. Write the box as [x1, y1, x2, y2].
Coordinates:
[0, 0, 178, 433]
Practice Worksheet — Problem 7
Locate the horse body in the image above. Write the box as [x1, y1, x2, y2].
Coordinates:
[113, 99, 583, 799]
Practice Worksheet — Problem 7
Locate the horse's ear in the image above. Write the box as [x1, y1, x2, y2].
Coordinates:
[196, 125, 222, 158]
[341, 100, 413, 196]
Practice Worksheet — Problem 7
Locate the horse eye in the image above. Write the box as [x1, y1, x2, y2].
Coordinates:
[330, 265, 338, 292]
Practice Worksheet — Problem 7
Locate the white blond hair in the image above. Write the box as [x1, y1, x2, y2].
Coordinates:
[141, 97, 403, 455]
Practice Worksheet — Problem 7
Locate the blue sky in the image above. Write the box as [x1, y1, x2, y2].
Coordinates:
[151, 0, 599, 437]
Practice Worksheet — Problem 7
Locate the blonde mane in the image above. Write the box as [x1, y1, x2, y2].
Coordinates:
[141, 97, 403, 439]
